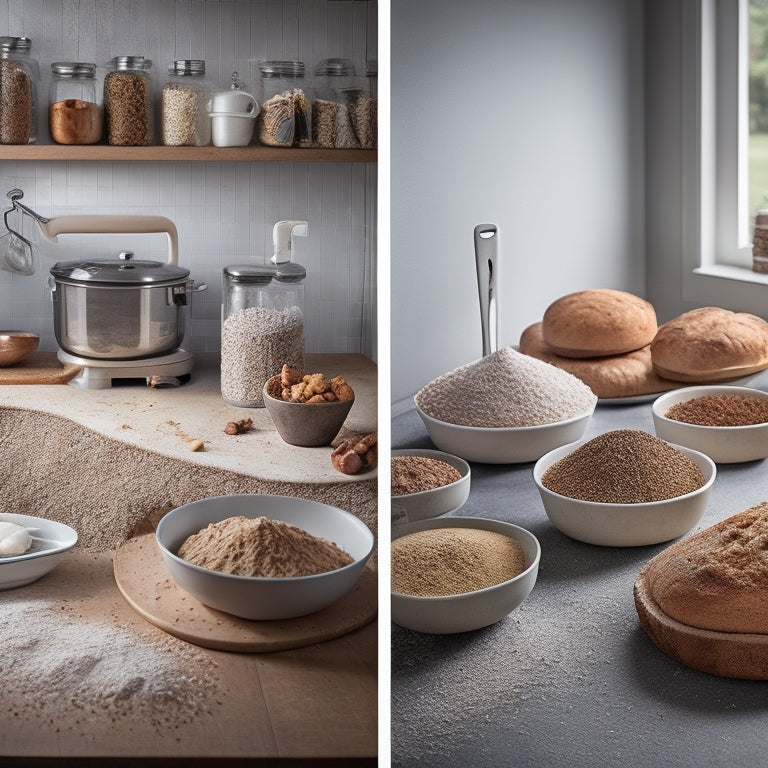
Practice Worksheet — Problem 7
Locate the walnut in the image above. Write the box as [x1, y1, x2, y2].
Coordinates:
[280, 364, 303, 388]
[224, 418, 253, 435]
[330, 375, 354, 402]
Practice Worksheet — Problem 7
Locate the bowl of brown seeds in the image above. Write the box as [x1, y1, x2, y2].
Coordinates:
[652, 385, 768, 463]
[533, 429, 716, 547]
[391, 516, 541, 634]
[391, 449, 471, 523]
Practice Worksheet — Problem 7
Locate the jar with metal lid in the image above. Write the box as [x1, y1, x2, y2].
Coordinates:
[254, 60, 312, 147]
[103, 55, 153, 146]
[0, 36, 39, 144]
[49, 62, 102, 145]
[221, 221, 308, 407]
[349, 59, 376, 150]
[161, 59, 212, 146]
[312, 58, 360, 149]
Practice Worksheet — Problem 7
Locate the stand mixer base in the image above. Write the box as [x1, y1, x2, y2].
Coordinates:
[56, 349, 194, 390]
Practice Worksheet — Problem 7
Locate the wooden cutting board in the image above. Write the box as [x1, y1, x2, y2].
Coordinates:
[113, 533, 377, 653]
[0, 351, 82, 384]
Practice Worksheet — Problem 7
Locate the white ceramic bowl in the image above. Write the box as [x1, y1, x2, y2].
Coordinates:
[415, 403, 594, 464]
[210, 112, 257, 147]
[0, 513, 78, 590]
[533, 441, 716, 547]
[391, 517, 540, 634]
[155, 494, 374, 620]
[391, 449, 471, 522]
[652, 385, 768, 463]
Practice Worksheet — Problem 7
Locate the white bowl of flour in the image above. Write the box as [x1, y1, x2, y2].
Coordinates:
[414, 347, 597, 464]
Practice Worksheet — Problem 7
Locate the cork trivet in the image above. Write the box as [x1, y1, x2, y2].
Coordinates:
[113, 533, 377, 653]
[0, 351, 82, 384]
[634, 567, 768, 680]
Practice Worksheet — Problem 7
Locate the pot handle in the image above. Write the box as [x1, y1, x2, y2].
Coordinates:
[39, 215, 179, 265]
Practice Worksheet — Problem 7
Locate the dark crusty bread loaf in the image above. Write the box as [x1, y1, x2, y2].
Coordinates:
[650, 307, 768, 382]
[634, 502, 768, 679]
[520, 321, 674, 399]
[541, 289, 657, 358]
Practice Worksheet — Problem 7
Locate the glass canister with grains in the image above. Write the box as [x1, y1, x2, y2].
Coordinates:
[49, 62, 102, 144]
[0, 36, 39, 144]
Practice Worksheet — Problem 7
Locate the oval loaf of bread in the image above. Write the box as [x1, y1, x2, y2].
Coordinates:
[634, 502, 768, 679]
[650, 307, 768, 382]
[541, 289, 657, 358]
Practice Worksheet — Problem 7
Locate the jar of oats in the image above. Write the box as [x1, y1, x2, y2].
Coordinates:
[312, 58, 360, 149]
[104, 55, 153, 146]
[0, 36, 39, 144]
[49, 62, 102, 145]
[254, 60, 312, 147]
[220, 260, 306, 407]
[161, 59, 212, 146]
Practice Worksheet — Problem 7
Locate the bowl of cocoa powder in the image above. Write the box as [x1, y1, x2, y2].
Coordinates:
[533, 429, 716, 547]
[652, 385, 768, 463]
[391, 449, 470, 522]
[156, 494, 374, 620]
[391, 517, 541, 634]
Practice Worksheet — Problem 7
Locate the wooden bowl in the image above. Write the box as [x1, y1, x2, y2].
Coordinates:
[0, 332, 39, 366]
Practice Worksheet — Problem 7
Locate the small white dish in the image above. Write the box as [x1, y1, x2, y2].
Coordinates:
[156, 494, 374, 620]
[415, 403, 594, 464]
[391, 449, 470, 522]
[533, 441, 716, 547]
[652, 385, 768, 463]
[391, 517, 540, 634]
[0, 513, 78, 590]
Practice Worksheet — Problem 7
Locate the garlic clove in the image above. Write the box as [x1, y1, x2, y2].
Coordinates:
[0, 521, 32, 556]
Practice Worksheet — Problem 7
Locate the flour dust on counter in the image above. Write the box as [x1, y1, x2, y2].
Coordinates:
[0, 569, 223, 735]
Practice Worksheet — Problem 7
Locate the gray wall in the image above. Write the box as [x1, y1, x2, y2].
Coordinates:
[390, 0, 645, 405]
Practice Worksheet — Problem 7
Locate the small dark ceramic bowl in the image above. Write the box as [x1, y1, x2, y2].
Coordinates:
[263, 375, 354, 447]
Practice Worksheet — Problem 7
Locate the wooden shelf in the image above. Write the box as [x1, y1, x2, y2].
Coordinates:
[0, 145, 377, 162]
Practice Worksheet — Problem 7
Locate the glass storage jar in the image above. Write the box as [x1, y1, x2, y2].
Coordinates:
[312, 58, 360, 149]
[220, 262, 306, 407]
[254, 60, 312, 147]
[0, 36, 38, 144]
[49, 62, 102, 145]
[349, 59, 377, 150]
[161, 59, 212, 146]
[103, 55, 153, 146]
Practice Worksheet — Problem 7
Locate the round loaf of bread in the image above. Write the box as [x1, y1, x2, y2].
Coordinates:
[541, 289, 657, 358]
[634, 502, 768, 679]
[650, 307, 768, 383]
[519, 322, 674, 399]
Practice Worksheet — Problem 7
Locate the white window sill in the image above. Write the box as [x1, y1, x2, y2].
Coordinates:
[684, 263, 768, 316]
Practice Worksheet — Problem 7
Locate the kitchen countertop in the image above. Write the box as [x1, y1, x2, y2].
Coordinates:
[391, 370, 768, 768]
[0, 351, 377, 485]
[0, 350, 378, 766]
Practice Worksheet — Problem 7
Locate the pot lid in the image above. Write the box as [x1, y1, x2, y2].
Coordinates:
[50, 251, 190, 284]
[224, 263, 306, 284]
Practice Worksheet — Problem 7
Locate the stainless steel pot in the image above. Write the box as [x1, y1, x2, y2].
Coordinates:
[50, 250, 203, 360]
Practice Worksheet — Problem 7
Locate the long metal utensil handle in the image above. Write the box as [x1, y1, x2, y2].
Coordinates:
[474, 223, 498, 357]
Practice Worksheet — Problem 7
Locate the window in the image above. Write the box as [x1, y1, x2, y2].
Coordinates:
[670, 0, 768, 316]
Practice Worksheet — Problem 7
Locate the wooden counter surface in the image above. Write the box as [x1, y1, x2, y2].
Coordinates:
[0, 550, 377, 765]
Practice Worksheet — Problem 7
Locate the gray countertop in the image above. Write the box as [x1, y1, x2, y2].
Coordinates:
[391, 371, 768, 768]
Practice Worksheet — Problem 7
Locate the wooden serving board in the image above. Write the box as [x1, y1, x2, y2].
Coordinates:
[633, 568, 768, 680]
[0, 351, 82, 384]
[113, 533, 377, 653]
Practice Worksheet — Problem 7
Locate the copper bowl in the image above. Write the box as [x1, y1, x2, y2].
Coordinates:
[0, 331, 39, 366]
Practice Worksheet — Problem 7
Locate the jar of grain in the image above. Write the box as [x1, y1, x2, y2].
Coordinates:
[312, 58, 360, 149]
[0, 36, 39, 144]
[220, 221, 308, 407]
[161, 59, 212, 147]
[49, 62, 102, 145]
[104, 55, 153, 146]
[348, 59, 377, 150]
[220, 263, 306, 407]
[254, 60, 312, 147]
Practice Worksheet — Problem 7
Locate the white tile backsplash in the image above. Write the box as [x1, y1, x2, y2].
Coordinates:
[0, 0, 377, 360]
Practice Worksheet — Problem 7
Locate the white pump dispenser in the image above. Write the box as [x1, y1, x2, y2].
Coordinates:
[271, 220, 308, 265]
